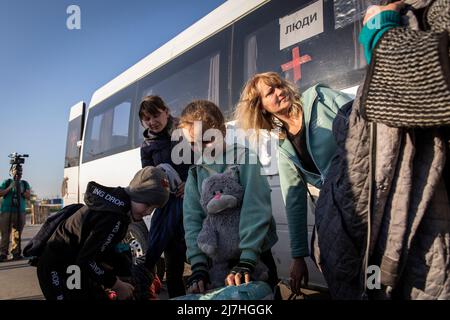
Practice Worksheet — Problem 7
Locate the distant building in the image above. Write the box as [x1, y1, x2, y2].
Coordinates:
[41, 198, 63, 205]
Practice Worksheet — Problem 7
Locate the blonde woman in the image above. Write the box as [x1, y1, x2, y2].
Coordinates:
[235, 72, 352, 294]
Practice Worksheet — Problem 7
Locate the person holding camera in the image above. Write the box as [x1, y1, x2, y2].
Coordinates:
[0, 165, 31, 262]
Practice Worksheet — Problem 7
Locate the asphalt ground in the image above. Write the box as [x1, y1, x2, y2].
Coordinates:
[0, 215, 44, 300]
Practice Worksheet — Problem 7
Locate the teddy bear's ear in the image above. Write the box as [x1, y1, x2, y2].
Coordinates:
[201, 178, 209, 193]
[223, 165, 239, 181]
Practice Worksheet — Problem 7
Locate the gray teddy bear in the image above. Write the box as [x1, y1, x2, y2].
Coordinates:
[197, 166, 268, 288]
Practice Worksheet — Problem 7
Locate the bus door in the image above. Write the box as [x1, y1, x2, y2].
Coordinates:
[62, 101, 85, 205]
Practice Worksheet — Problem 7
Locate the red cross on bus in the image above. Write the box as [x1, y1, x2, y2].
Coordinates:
[281, 46, 312, 83]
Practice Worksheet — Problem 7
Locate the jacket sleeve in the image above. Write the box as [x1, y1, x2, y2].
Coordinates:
[358, 10, 401, 64]
[183, 168, 208, 268]
[318, 85, 354, 114]
[140, 145, 155, 168]
[278, 152, 309, 258]
[75, 213, 126, 288]
[237, 151, 274, 265]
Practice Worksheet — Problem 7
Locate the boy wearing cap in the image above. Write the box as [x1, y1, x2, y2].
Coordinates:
[36, 167, 169, 300]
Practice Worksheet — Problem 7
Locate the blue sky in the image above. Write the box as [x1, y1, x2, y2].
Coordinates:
[0, 0, 226, 198]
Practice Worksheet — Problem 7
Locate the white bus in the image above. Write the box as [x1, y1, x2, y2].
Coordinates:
[62, 0, 367, 290]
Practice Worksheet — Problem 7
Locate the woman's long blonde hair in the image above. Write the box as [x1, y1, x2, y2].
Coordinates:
[234, 72, 302, 135]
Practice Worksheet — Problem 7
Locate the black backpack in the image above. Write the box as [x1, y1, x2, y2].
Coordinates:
[24, 203, 84, 266]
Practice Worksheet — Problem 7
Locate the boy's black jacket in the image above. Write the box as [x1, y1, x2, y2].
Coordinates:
[24, 203, 84, 258]
[42, 181, 132, 288]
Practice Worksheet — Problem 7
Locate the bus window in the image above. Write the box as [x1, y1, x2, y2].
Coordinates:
[334, 0, 374, 30]
[64, 115, 83, 168]
[232, 0, 371, 105]
[113, 102, 131, 138]
[139, 52, 220, 116]
[83, 85, 136, 163]
[134, 27, 231, 147]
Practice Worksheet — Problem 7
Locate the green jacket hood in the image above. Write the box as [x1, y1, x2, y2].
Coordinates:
[279, 83, 353, 184]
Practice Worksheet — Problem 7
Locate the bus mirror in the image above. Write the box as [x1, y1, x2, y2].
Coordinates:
[76, 140, 82, 148]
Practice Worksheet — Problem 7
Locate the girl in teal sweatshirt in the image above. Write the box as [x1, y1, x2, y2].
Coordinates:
[179, 100, 278, 294]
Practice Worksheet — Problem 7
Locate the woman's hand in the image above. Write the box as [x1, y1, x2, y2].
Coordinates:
[290, 257, 309, 295]
[363, 1, 405, 25]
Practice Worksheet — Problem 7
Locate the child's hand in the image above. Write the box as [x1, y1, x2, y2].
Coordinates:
[112, 278, 135, 300]
[187, 279, 206, 294]
[226, 272, 251, 286]
[363, 1, 405, 25]
[186, 265, 210, 294]
[226, 262, 254, 286]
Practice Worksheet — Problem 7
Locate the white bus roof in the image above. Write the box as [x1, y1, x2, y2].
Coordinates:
[89, 0, 269, 108]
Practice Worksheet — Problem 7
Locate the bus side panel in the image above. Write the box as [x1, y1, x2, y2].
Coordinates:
[78, 148, 141, 203]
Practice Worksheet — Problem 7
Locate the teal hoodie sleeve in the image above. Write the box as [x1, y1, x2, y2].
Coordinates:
[359, 10, 401, 64]
[278, 152, 309, 258]
[237, 152, 275, 264]
[183, 167, 209, 268]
